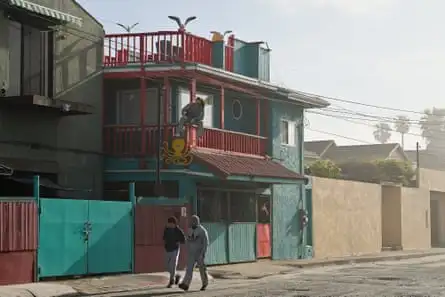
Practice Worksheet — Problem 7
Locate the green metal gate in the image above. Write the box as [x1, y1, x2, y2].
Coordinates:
[38, 198, 133, 278]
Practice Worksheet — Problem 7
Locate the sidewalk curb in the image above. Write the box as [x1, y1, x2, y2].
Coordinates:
[209, 251, 445, 280]
[287, 251, 445, 269]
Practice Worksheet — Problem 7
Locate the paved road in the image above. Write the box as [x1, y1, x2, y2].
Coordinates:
[96, 255, 445, 297]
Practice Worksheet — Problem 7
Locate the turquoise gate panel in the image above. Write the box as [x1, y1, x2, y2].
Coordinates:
[87, 200, 133, 274]
[38, 198, 89, 278]
[202, 223, 228, 265]
[228, 223, 256, 263]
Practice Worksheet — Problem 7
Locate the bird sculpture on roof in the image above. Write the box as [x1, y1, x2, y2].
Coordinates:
[210, 30, 233, 42]
[116, 22, 139, 33]
[168, 16, 197, 32]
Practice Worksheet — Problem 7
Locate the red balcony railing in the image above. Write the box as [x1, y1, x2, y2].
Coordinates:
[103, 125, 267, 157]
[103, 31, 213, 67]
[103, 125, 176, 156]
[197, 128, 266, 156]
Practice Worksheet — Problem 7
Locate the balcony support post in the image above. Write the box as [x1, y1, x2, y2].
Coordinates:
[140, 77, 147, 155]
[188, 78, 197, 146]
[256, 98, 261, 154]
[220, 86, 225, 149]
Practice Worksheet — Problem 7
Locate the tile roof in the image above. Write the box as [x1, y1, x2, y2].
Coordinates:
[324, 143, 403, 163]
[192, 149, 305, 181]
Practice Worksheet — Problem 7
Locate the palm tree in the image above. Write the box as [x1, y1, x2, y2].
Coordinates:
[420, 107, 445, 150]
[373, 122, 392, 144]
[394, 115, 410, 148]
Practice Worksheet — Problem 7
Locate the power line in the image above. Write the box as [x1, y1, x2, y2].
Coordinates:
[305, 128, 374, 144]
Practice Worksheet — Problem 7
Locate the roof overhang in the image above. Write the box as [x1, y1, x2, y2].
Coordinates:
[7, 0, 83, 27]
[0, 95, 94, 115]
[103, 63, 330, 108]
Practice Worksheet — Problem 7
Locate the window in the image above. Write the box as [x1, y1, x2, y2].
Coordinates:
[7, 21, 53, 97]
[177, 88, 213, 128]
[116, 88, 162, 125]
[280, 120, 297, 146]
[197, 189, 228, 222]
[232, 99, 243, 120]
[229, 191, 256, 222]
[136, 181, 179, 198]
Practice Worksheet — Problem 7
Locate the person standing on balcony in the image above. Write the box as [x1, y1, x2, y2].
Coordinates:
[178, 215, 209, 291]
[176, 97, 205, 138]
[163, 216, 186, 288]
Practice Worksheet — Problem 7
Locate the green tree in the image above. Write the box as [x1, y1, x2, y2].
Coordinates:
[339, 161, 380, 183]
[307, 159, 341, 178]
[375, 159, 415, 186]
[394, 115, 410, 148]
[373, 122, 392, 144]
[420, 107, 445, 151]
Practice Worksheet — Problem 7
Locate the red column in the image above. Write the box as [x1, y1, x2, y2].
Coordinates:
[256, 99, 261, 155]
[188, 78, 197, 146]
[220, 86, 225, 150]
[220, 86, 225, 129]
[140, 77, 146, 155]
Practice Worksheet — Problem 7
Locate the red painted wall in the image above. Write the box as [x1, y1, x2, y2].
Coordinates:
[135, 204, 191, 273]
[0, 201, 38, 284]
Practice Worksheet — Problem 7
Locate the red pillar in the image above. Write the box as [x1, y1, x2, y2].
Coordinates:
[256, 99, 261, 155]
[220, 86, 225, 149]
[140, 77, 146, 155]
[220, 86, 225, 129]
[188, 78, 197, 146]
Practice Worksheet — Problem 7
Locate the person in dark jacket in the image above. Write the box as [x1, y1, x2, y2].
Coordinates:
[176, 97, 205, 137]
[163, 216, 186, 288]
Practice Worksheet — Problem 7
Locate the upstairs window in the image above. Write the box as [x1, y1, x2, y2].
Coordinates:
[177, 88, 213, 128]
[7, 21, 53, 97]
[280, 119, 297, 146]
[115, 88, 162, 125]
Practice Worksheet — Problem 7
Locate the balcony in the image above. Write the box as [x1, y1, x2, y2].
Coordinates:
[103, 125, 267, 157]
[103, 31, 234, 71]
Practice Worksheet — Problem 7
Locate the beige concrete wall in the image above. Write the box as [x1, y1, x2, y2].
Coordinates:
[311, 177, 382, 259]
[431, 191, 445, 247]
[400, 187, 431, 249]
[381, 186, 402, 249]
[419, 168, 445, 192]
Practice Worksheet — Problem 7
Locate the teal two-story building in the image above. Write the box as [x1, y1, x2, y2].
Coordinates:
[102, 27, 329, 267]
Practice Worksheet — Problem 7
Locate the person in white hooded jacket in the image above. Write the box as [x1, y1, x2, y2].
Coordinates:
[178, 215, 209, 291]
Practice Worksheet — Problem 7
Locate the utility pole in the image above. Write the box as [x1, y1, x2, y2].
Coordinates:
[155, 85, 163, 196]
[416, 142, 420, 188]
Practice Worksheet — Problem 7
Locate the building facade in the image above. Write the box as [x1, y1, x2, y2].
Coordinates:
[0, 0, 103, 196]
[102, 25, 329, 266]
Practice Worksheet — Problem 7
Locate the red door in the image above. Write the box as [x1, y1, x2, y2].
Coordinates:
[256, 196, 271, 258]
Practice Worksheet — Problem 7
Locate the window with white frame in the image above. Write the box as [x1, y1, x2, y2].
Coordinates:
[177, 88, 213, 128]
[280, 119, 297, 146]
[116, 88, 162, 125]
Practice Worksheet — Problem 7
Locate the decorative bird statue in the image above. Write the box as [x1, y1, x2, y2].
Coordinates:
[116, 22, 139, 33]
[210, 30, 233, 42]
[168, 16, 197, 32]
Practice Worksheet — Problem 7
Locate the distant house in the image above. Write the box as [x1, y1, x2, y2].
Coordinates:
[324, 143, 409, 164]
[405, 150, 445, 171]
[304, 140, 336, 159]
[304, 150, 320, 165]
[304, 140, 409, 165]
